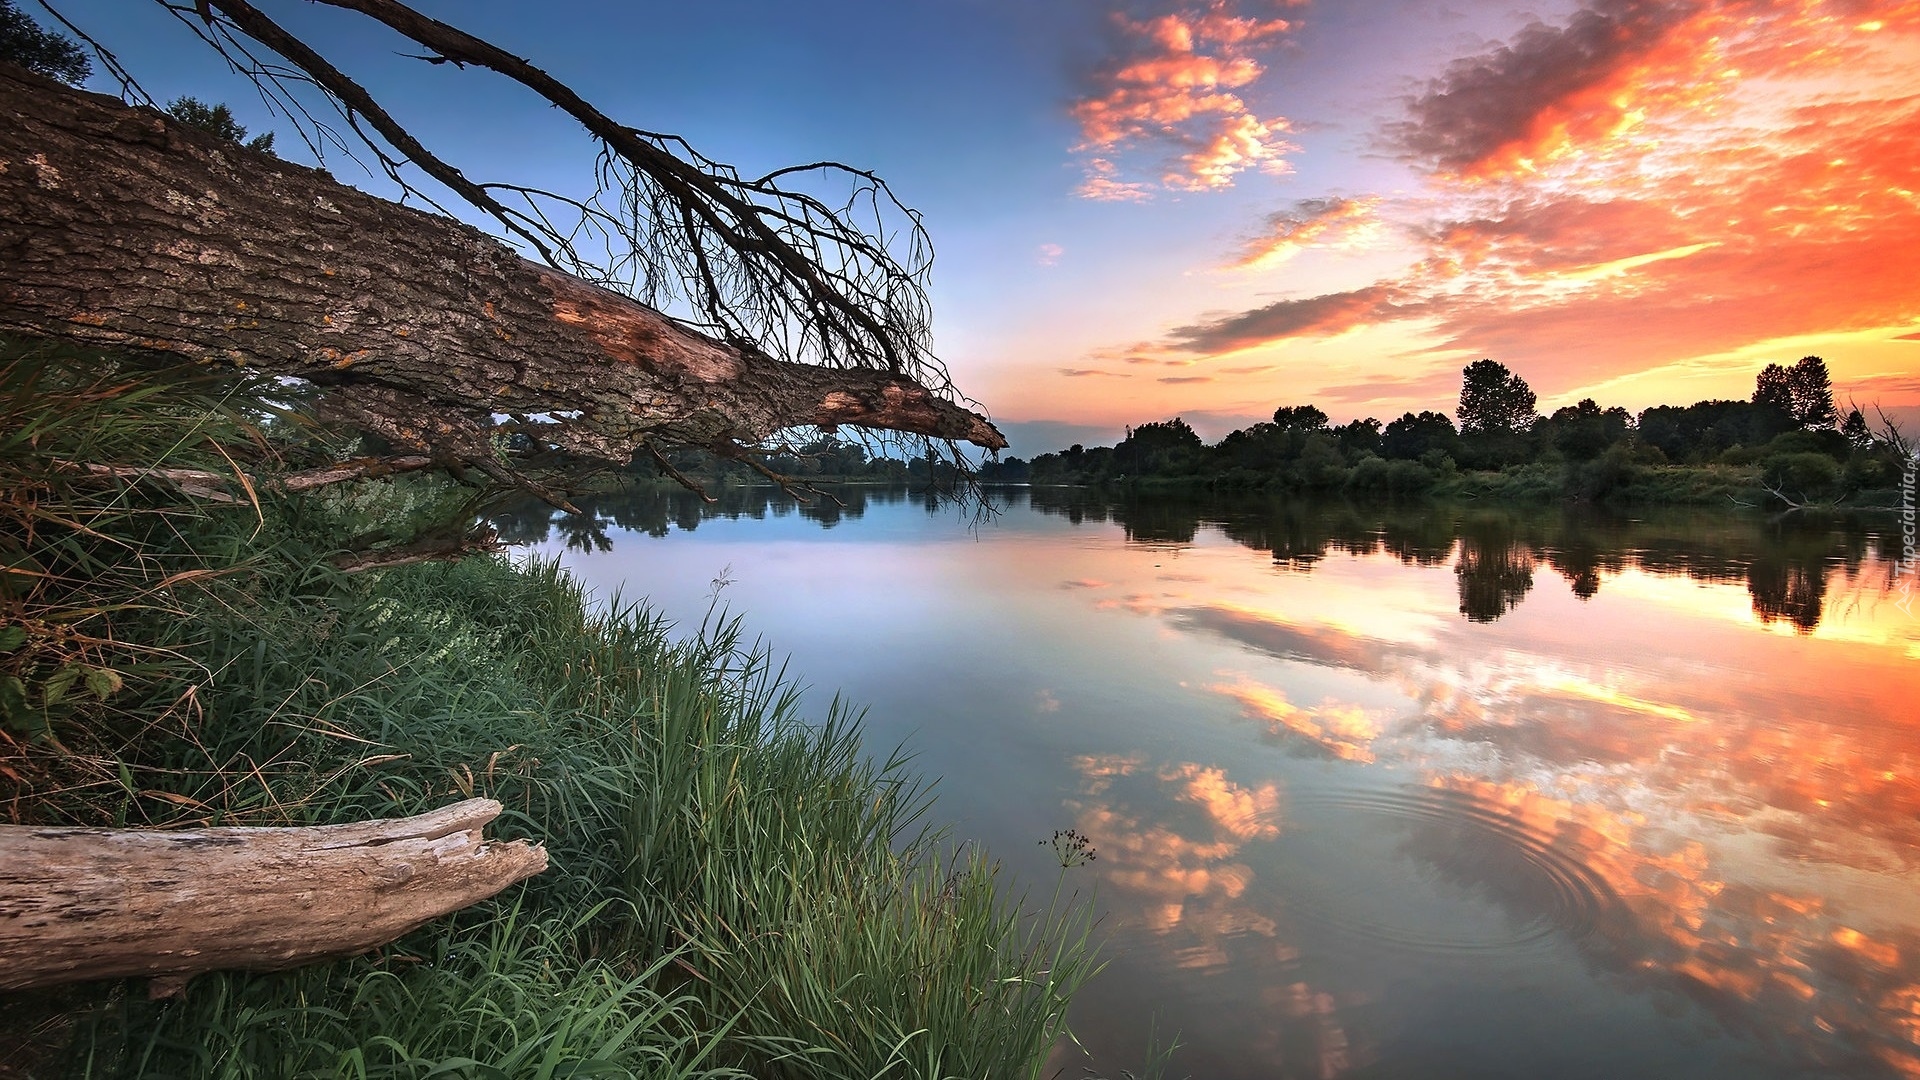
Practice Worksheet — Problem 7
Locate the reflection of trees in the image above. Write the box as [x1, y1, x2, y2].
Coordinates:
[1747, 554, 1825, 631]
[1023, 493, 1894, 631]
[1378, 507, 1456, 567]
[532, 487, 1887, 634]
[1454, 515, 1536, 623]
[1744, 520, 1856, 633]
[1542, 509, 1625, 601]
[486, 483, 912, 545]
[1113, 497, 1206, 544]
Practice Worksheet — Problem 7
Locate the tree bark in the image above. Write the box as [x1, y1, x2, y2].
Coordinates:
[0, 64, 1004, 468]
[0, 798, 546, 997]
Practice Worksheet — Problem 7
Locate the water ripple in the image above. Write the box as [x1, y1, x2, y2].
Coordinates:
[1277, 785, 1624, 956]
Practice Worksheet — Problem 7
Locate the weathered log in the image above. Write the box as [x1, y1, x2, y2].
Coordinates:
[0, 63, 1005, 471]
[0, 798, 547, 997]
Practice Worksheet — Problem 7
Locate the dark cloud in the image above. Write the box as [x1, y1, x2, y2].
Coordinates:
[1158, 375, 1214, 383]
[1386, 0, 1694, 174]
[1167, 285, 1397, 353]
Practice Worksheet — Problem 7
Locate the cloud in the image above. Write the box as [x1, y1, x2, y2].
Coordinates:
[1036, 242, 1065, 266]
[1159, 375, 1214, 383]
[1167, 285, 1399, 354]
[1076, 157, 1155, 202]
[1232, 196, 1384, 268]
[1070, 1, 1299, 196]
[1382, 0, 1714, 178]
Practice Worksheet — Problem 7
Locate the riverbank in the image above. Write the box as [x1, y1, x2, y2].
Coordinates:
[0, 348, 1101, 1079]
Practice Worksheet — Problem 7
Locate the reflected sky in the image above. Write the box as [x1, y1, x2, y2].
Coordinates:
[519, 488, 1920, 1079]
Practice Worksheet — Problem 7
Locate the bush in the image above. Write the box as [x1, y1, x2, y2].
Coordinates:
[1760, 451, 1843, 500]
[1565, 444, 1641, 501]
[1344, 456, 1436, 497]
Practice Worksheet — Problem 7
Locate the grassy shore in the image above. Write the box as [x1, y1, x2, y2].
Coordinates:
[1, 343, 1103, 1079]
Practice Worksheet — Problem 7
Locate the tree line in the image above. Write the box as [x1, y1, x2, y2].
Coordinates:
[982, 355, 1904, 505]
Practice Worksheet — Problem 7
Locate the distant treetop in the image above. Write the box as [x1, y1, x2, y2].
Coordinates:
[0, 0, 92, 86]
[1456, 359, 1539, 436]
[165, 97, 277, 157]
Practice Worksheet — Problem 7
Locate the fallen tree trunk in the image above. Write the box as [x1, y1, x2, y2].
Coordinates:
[0, 798, 546, 997]
[0, 64, 1004, 471]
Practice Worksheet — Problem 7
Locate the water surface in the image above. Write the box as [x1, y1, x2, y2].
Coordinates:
[503, 487, 1920, 1079]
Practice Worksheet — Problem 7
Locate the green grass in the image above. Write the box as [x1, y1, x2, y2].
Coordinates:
[1, 342, 1106, 1080]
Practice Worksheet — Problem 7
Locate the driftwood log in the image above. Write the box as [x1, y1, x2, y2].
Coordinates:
[0, 63, 1004, 474]
[0, 799, 546, 997]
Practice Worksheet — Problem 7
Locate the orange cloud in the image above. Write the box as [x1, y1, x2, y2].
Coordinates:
[1232, 196, 1385, 268]
[1071, 1, 1299, 197]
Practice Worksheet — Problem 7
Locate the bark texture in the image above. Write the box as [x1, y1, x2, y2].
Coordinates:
[0, 64, 1004, 465]
[0, 798, 546, 996]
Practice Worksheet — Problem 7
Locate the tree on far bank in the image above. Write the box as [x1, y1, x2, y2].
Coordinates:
[0, 0, 90, 84]
[1544, 398, 1632, 461]
[1753, 355, 1838, 430]
[1113, 417, 1204, 475]
[1456, 359, 1539, 436]
[1841, 408, 1872, 449]
[1272, 404, 1329, 432]
[165, 96, 276, 155]
[1381, 410, 1457, 460]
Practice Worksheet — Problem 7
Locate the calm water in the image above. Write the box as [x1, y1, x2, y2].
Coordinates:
[499, 486, 1920, 1080]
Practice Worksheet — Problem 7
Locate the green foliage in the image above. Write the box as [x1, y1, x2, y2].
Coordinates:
[1563, 444, 1641, 501]
[0, 0, 90, 85]
[1343, 456, 1436, 498]
[1761, 451, 1842, 501]
[165, 96, 277, 156]
[0, 338, 288, 747]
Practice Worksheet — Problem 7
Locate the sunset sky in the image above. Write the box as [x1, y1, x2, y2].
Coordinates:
[50, 0, 1920, 455]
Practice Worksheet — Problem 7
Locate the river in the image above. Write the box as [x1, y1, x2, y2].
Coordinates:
[497, 485, 1920, 1080]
